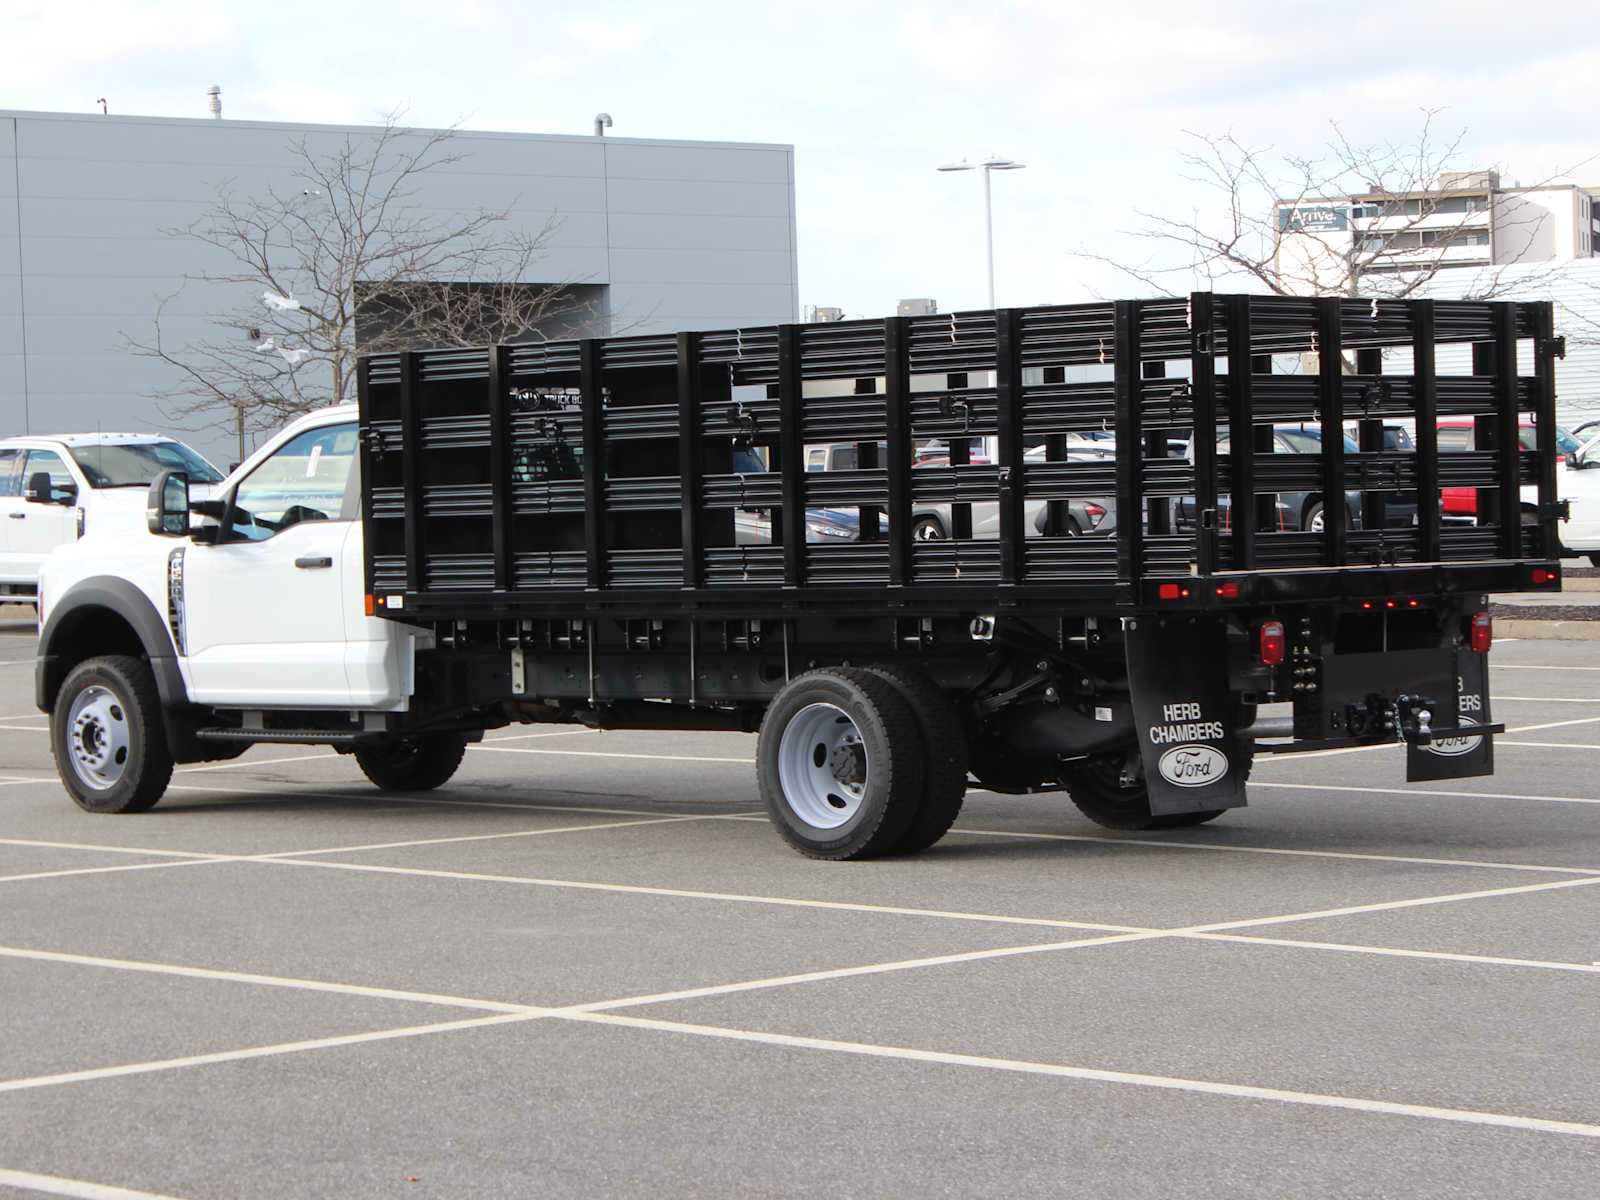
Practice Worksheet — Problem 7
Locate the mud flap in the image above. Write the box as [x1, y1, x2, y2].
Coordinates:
[1125, 617, 1248, 817]
[1407, 649, 1494, 782]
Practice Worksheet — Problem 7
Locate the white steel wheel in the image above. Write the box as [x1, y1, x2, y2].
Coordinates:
[50, 654, 173, 814]
[776, 703, 869, 829]
[66, 684, 131, 791]
[757, 667, 928, 860]
[911, 517, 945, 541]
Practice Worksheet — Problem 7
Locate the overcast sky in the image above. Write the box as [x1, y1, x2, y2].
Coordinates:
[6, 0, 1598, 318]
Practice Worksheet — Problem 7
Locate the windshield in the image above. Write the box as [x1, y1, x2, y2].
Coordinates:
[69, 441, 224, 487]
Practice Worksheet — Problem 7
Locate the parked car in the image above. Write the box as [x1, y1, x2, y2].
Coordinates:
[1178, 426, 1418, 532]
[1436, 418, 1585, 517]
[0, 434, 223, 597]
[809, 438, 1117, 540]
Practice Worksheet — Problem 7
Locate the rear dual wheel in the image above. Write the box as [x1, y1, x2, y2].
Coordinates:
[758, 665, 968, 859]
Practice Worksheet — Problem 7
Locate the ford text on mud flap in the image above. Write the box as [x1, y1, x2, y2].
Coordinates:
[1125, 617, 1247, 817]
[1407, 648, 1497, 782]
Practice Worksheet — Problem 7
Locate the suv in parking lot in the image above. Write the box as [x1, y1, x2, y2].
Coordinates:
[0, 434, 223, 597]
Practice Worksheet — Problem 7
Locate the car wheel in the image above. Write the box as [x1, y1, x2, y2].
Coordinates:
[354, 733, 469, 791]
[910, 516, 946, 541]
[51, 655, 174, 814]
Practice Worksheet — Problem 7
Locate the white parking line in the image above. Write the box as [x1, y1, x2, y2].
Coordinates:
[558, 1010, 1600, 1141]
[0, 837, 222, 859]
[1491, 696, 1600, 703]
[470, 745, 754, 764]
[1252, 780, 1600, 805]
[0, 946, 534, 1014]
[0, 1168, 189, 1200]
[1501, 741, 1600, 750]
[1496, 664, 1600, 671]
[0, 860, 229, 885]
[1187, 932, 1600, 976]
[262, 857, 1148, 935]
[946, 826, 1600, 876]
[256, 814, 725, 859]
[0, 1013, 543, 1096]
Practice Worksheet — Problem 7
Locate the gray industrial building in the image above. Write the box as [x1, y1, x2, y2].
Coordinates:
[1, 109, 798, 461]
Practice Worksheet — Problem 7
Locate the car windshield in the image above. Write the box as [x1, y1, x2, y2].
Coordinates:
[70, 441, 224, 487]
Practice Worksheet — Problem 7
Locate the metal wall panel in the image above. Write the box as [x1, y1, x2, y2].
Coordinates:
[0, 111, 797, 458]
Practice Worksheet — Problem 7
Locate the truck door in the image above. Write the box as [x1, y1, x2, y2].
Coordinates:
[181, 421, 364, 707]
[11, 449, 81, 584]
[0, 449, 24, 585]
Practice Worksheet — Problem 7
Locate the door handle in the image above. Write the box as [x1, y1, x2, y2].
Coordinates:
[7, 513, 23, 520]
[294, 555, 333, 569]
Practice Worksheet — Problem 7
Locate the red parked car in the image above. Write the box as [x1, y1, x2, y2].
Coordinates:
[1437, 418, 1583, 516]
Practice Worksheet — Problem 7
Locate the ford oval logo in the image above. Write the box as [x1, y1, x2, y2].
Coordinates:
[1157, 744, 1229, 788]
[1424, 734, 1483, 758]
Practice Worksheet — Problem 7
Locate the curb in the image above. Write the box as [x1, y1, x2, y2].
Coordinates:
[1496, 617, 1600, 641]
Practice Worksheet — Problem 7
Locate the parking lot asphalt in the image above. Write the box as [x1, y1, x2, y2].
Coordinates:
[3, 618, 1600, 1198]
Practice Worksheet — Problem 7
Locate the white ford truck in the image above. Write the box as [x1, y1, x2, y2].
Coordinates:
[34, 294, 1563, 860]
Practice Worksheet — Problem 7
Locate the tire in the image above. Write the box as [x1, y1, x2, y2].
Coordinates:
[1303, 499, 1358, 533]
[1063, 706, 1255, 832]
[910, 515, 946, 542]
[51, 654, 173, 814]
[354, 733, 469, 792]
[861, 662, 969, 854]
[758, 667, 927, 860]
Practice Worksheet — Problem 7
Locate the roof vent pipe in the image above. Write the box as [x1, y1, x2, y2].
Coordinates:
[207, 85, 222, 119]
[594, 112, 612, 137]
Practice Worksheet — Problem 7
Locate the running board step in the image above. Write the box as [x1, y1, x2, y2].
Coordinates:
[194, 728, 364, 745]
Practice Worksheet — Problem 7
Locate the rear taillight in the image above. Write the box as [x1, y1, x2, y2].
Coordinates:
[1081, 502, 1107, 528]
[1469, 611, 1492, 654]
[1259, 620, 1286, 667]
[1531, 566, 1559, 586]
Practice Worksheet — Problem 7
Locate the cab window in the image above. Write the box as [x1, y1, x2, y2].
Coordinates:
[0, 450, 19, 497]
[228, 423, 357, 541]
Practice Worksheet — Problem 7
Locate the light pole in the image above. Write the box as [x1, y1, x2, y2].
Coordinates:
[937, 156, 1026, 307]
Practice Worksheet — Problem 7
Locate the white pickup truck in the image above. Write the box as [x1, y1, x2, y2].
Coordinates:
[0, 433, 223, 598]
[36, 406, 441, 814]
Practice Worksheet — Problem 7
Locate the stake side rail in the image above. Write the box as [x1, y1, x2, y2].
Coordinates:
[355, 294, 1561, 620]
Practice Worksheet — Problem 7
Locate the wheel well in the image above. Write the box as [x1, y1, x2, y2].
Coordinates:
[40, 607, 147, 711]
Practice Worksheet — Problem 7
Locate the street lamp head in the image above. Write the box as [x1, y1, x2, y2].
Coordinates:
[937, 160, 975, 172]
[981, 157, 1025, 170]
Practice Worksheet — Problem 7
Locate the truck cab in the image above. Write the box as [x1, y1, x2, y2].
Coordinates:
[35, 407, 447, 815]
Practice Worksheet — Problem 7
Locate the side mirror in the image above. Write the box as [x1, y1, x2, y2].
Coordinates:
[26, 471, 74, 505]
[146, 470, 190, 536]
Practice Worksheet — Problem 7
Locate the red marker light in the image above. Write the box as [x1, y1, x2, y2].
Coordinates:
[1259, 620, 1286, 667]
[1469, 611, 1492, 654]
[1215, 581, 1240, 599]
[1385, 598, 1398, 609]
[1361, 600, 1374, 610]
[1531, 567, 1559, 586]
[1407, 598, 1420, 608]
[1158, 582, 1181, 600]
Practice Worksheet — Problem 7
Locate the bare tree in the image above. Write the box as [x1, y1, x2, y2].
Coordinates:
[1078, 111, 1583, 302]
[129, 114, 585, 460]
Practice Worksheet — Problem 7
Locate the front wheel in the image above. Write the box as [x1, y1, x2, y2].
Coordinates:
[910, 515, 947, 542]
[354, 733, 469, 792]
[51, 655, 173, 814]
